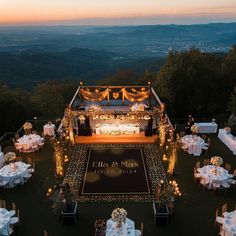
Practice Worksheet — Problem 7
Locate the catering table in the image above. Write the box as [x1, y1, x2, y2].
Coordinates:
[106, 218, 135, 236]
[181, 135, 205, 156]
[96, 124, 140, 135]
[218, 129, 236, 155]
[16, 134, 43, 153]
[197, 165, 230, 189]
[0, 161, 31, 188]
[222, 210, 236, 236]
[0, 208, 11, 235]
[0, 152, 4, 168]
[43, 124, 55, 136]
[195, 122, 218, 133]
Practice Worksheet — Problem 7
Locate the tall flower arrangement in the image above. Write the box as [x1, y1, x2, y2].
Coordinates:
[23, 122, 32, 135]
[111, 208, 127, 227]
[190, 124, 199, 134]
[4, 152, 16, 162]
[210, 156, 223, 166]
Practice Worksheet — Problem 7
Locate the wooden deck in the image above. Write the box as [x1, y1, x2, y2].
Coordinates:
[75, 133, 158, 144]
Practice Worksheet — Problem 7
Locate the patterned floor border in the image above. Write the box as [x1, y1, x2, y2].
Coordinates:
[63, 143, 167, 202]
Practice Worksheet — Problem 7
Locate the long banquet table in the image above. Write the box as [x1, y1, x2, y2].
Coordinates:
[106, 218, 135, 236]
[218, 129, 236, 155]
[43, 124, 55, 136]
[195, 122, 218, 133]
[95, 124, 140, 135]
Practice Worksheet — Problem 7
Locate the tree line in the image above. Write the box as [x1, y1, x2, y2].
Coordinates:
[0, 46, 236, 135]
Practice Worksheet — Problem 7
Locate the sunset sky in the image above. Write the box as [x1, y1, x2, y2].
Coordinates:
[1, 0, 236, 25]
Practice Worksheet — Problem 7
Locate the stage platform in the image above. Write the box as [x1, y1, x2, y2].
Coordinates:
[75, 133, 158, 144]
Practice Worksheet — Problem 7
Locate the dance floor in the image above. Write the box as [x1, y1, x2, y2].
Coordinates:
[64, 144, 166, 202]
[82, 148, 150, 195]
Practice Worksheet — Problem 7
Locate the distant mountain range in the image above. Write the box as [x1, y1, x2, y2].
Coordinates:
[0, 23, 235, 88]
[1, 23, 236, 56]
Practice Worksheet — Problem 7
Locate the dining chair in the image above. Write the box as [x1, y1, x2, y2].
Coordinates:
[196, 161, 201, 169]
[8, 202, 16, 217]
[140, 222, 144, 236]
[193, 167, 201, 183]
[203, 159, 209, 166]
[10, 209, 20, 225]
[222, 204, 227, 216]
[27, 158, 33, 166]
[225, 163, 231, 172]
[0, 199, 6, 208]
[215, 208, 224, 226]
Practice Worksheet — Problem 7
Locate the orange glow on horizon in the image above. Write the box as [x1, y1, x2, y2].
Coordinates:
[0, 0, 236, 25]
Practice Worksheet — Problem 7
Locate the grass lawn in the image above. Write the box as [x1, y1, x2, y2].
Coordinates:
[1, 134, 236, 236]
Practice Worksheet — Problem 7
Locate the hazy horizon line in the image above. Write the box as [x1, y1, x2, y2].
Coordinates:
[1, 20, 236, 28]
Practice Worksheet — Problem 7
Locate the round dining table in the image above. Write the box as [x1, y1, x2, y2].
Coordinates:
[106, 218, 135, 236]
[197, 165, 230, 189]
[0, 208, 11, 235]
[181, 135, 205, 156]
[222, 210, 236, 236]
[16, 134, 43, 153]
[0, 161, 31, 188]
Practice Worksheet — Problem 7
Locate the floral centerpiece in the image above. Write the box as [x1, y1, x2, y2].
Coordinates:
[210, 156, 223, 166]
[111, 208, 127, 228]
[4, 152, 16, 162]
[130, 103, 148, 112]
[191, 124, 200, 134]
[88, 104, 102, 112]
[23, 122, 32, 134]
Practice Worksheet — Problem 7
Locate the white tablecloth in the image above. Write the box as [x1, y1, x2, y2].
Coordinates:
[218, 129, 236, 155]
[43, 124, 55, 136]
[198, 165, 230, 189]
[96, 124, 140, 135]
[223, 210, 236, 236]
[195, 122, 218, 133]
[106, 218, 135, 236]
[0, 152, 4, 168]
[0, 161, 31, 188]
[16, 134, 43, 153]
[181, 135, 205, 156]
[0, 208, 11, 235]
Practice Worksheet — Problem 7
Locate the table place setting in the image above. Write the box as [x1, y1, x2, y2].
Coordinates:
[222, 210, 236, 236]
[181, 135, 206, 156]
[198, 157, 233, 189]
[16, 134, 44, 153]
[0, 161, 31, 188]
[106, 208, 135, 236]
